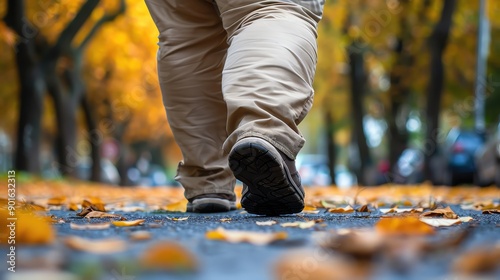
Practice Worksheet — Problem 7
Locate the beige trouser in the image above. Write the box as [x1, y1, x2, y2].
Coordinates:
[145, 0, 323, 199]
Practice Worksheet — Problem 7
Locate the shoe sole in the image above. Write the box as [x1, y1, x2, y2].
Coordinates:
[229, 138, 304, 216]
[187, 198, 236, 213]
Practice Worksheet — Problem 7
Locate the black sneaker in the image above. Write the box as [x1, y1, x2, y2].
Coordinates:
[187, 193, 237, 213]
[228, 137, 304, 215]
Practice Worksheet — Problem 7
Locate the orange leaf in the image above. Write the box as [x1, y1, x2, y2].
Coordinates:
[112, 219, 145, 227]
[130, 231, 152, 241]
[328, 205, 354, 213]
[421, 206, 458, 219]
[139, 241, 198, 271]
[163, 200, 187, 212]
[375, 217, 435, 235]
[47, 196, 66, 206]
[0, 209, 55, 244]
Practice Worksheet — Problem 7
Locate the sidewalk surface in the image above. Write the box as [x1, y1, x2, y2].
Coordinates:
[1, 179, 499, 280]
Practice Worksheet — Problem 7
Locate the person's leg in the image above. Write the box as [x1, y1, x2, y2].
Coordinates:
[145, 0, 236, 212]
[216, 1, 324, 215]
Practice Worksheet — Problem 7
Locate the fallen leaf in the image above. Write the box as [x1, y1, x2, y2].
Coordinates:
[302, 205, 320, 214]
[281, 221, 316, 229]
[357, 204, 371, 212]
[206, 227, 287, 245]
[327, 205, 354, 213]
[70, 222, 111, 230]
[419, 218, 461, 227]
[420, 206, 458, 219]
[21, 202, 47, 212]
[163, 200, 187, 212]
[459, 216, 474, 222]
[82, 199, 106, 212]
[379, 207, 423, 214]
[256, 220, 277, 226]
[482, 209, 500, 214]
[130, 231, 152, 241]
[375, 217, 435, 235]
[84, 211, 122, 219]
[139, 241, 198, 271]
[68, 203, 79, 211]
[112, 219, 145, 227]
[64, 236, 126, 254]
[317, 229, 383, 259]
[0, 209, 55, 244]
[167, 217, 189, 221]
[220, 218, 232, 222]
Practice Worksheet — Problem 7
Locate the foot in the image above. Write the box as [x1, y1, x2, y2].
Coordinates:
[187, 193, 237, 213]
[228, 137, 304, 216]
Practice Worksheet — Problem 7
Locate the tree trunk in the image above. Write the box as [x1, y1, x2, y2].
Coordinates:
[348, 42, 372, 185]
[82, 95, 101, 182]
[324, 111, 337, 186]
[423, 0, 456, 182]
[4, 0, 43, 173]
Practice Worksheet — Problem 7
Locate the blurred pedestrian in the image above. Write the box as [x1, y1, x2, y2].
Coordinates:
[145, 0, 325, 215]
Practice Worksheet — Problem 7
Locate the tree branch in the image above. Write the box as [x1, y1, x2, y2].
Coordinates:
[78, 0, 127, 52]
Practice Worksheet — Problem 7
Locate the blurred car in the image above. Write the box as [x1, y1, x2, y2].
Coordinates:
[475, 122, 500, 186]
[441, 128, 486, 186]
[394, 148, 425, 184]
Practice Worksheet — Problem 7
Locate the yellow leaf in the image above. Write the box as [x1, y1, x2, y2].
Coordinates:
[84, 211, 122, 219]
[64, 236, 126, 254]
[68, 203, 80, 211]
[0, 209, 55, 245]
[139, 241, 198, 271]
[220, 218, 232, 222]
[70, 222, 111, 230]
[380, 207, 423, 214]
[206, 227, 287, 245]
[163, 200, 187, 212]
[375, 217, 435, 235]
[112, 219, 145, 227]
[328, 205, 354, 213]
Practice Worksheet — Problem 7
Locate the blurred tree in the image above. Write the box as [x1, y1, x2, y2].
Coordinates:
[423, 0, 456, 182]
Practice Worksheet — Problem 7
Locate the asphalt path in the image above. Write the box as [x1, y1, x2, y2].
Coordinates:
[3, 205, 500, 280]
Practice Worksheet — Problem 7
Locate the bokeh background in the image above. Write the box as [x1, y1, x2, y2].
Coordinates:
[1, 0, 499, 188]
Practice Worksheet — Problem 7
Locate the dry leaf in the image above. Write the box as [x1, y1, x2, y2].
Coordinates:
[420, 206, 458, 219]
[206, 227, 287, 245]
[163, 200, 187, 212]
[317, 229, 384, 259]
[328, 205, 354, 213]
[459, 216, 474, 222]
[130, 230, 152, 241]
[419, 218, 461, 227]
[281, 220, 317, 229]
[379, 207, 423, 214]
[82, 199, 106, 212]
[64, 236, 126, 254]
[167, 217, 189, 221]
[220, 218, 232, 222]
[112, 219, 145, 227]
[302, 205, 320, 214]
[375, 217, 435, 235]
[70, 222, 111, 230]
[139, 241, 197, 271]
[0, 209, 55, 244]
[256, 220, 277, 226]
[357, 204, 371, 212]
[482, 209, 500, 214]
[84, 211, 122, 219]
[68, 203, 80, 211]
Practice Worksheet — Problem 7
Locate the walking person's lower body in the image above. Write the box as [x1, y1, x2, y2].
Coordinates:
[145, 0, 324, 215]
